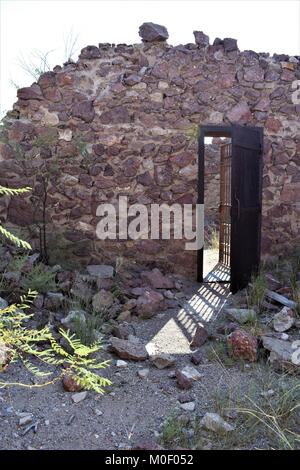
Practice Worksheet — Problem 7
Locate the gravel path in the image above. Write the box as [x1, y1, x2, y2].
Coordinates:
[0, 276, 236, 450]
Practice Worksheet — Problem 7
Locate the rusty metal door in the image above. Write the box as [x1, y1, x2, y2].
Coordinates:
[219, 143, 232, 266]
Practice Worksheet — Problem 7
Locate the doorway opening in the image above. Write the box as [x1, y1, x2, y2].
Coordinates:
[197, 125, 263, 293]
[203, 136, 231, 284]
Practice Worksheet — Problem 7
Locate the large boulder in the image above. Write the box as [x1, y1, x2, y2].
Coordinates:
[110, 337, 148, 361]
[227, 329, 257, 362]
[139, 22, 169, 42]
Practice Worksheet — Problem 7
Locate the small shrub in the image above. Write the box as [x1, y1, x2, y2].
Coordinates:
[246, 272, 267, 313]
[73, 312, 105, 346]
[21, 263, 57, 293]
[8, 254, 28, 273]
[160, 412, 188, 448]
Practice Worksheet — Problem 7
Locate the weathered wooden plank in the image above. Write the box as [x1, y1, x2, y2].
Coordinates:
[265, 289, 297, 309]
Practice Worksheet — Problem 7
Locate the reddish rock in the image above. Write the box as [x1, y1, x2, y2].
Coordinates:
[123, 74, 141, 86]
[93, 144, 105, 157]
[123, 157, 140, 177]
[111, 323, 135, 340]
[170, 152, 194, 168]
[139, 22, 169, 42]
[175, 369, 192, 390]
[17, 84, 43, 100]
[56, 73, 73, 87]
[191, 350, 203, 365]
[281, 183, 300, 203]
[79, 45, 101, 59]
[217, 73, 235, 88]
[254, 97, 270, 111]
[281, 69, 295, 81]
[226, 102, 251, 124]
[244, 66, 264, 82]
[8, 121, 35, 142]
[190, 325, 208, 348]
[94, 176, 115, 189]
[72, 100, 95, 123]
[62, 373, 82, 392]
[38, 71, 57, 89]
[223, 38, 238, 52]
[136, 289, 165, 319]
[100, 106, 130, 124]
[227, 329, 257, 362]
[265, 117, 282, 133]
[7, 198, 34, 226]
[141, 268, 174, 289]
[43, 87, 62, 102]
[110, 337, 148, 361]
[137, 171, 153, 186]
[193, 31, 209, 47]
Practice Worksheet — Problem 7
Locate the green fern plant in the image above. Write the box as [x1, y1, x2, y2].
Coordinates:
[0, 291, 111, 392]
[21, 263, 57, 293]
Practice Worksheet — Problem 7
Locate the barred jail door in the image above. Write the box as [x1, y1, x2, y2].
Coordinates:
[219, 143, 232, 267]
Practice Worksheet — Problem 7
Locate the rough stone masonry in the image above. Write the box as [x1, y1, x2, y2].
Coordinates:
[0, 22, 299, 277]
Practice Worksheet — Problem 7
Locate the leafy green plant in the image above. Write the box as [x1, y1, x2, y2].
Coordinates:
[21, 263, 57, 293]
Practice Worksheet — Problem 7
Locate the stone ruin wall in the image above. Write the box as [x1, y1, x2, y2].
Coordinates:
[0, 24, 299, 277]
